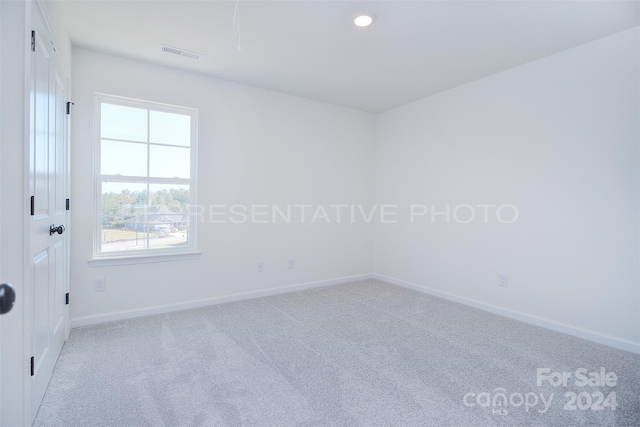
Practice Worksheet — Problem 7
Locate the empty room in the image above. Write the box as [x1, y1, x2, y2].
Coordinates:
[1, 0, 639, 426]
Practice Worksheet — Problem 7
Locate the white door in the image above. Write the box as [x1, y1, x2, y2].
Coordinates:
[28, 8, 69, 423]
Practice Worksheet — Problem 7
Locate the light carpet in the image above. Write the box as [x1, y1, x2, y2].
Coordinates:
[34, 279, 640, 426]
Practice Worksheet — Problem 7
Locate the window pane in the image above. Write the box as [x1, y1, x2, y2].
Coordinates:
[149, 145, 190, 179]
[101, 182, 149, 253]
[147, 184, 190, 249]
[150, 111, 191, 146]
[101, 140, 147, 177]
[97, 97, 196, 256]
[101, 103, 148, 142]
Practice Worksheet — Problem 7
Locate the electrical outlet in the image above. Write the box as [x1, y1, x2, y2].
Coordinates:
[499, 274, 508, 287]
[288, 259, 295, 269]
[94, 277, 106, 292]
[257, 262, 264, 272]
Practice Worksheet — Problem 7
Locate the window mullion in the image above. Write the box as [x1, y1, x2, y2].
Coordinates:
[100, 175, 190, 185]
[101, 137, 148, 145]
[146, 109, 151, 250]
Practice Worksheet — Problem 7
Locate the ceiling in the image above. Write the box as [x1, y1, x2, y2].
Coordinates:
[58, 0, 639, 113]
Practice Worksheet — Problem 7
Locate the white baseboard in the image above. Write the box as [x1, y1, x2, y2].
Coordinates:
[71, 271, 640, 355]
[373, 273, 640, 355]
[70, 273, 373, 328]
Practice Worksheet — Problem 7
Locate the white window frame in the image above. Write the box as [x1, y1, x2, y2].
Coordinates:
[90, 93, 199, 267]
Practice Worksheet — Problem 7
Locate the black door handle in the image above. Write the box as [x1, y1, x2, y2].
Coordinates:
[0, 283, 16, 315]
[50, 224, 65, 235]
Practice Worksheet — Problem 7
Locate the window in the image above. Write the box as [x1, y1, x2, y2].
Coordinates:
[93, 94, 198, 262]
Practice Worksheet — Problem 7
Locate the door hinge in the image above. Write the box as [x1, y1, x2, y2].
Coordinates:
[66, 198, 70, 210]
[30, 195, 35, 216]
[65, 293, 69, 305]
[31, 31, 35, 52]
[66, 102, 74, 115]
[30, 356, 34, 376]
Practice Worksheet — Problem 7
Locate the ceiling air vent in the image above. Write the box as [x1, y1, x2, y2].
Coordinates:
[161, 44, 202, 60]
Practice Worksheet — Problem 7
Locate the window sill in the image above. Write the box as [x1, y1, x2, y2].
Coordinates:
[89, 252, 201, 267]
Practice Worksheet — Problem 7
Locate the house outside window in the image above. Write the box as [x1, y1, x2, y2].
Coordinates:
[94, 94, 197, 260]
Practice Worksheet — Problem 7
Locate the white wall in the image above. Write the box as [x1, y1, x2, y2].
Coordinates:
[374, 27, 640, 350]
[71, 48, 376, 323]
[72, 28, 639, 353]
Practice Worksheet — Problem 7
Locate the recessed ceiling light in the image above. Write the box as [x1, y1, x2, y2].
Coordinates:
[354, 14, 375, 27]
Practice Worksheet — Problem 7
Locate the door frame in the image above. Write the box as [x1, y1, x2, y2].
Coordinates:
[0, 0, 70, 424]
[0, 0, 32, 425]
[0, 1, 3, 418]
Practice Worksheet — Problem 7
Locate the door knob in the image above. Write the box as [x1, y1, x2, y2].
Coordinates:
[0, 283, 16, 315]
[50, 224, 65, 235]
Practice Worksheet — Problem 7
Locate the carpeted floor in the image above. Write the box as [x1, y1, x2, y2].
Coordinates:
[34, 279, 640, 426]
